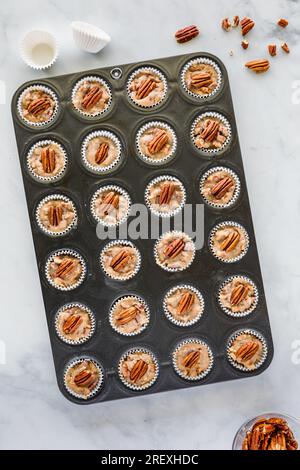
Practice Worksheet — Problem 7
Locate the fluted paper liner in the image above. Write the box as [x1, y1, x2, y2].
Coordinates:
[226, 329, 268, 372]
[36, 194, 77, 237]
[71, 21, 111, 54]
[20, 30, 58, 71]
[127, 66, 168, 109]
[71, 75, 112, 117]
[180, 57, 222, 100]
[163, 284, 204, 327]
[191, 111, 232, 155]
[26, 139, 68, 183]
[45, 248, 86, 291]
[17, 84, 59, 127]
[145, 175, 186, 217]
[200, 166, 241, 209]
[218, 275, 258, 317]
[55, 302, 96, 345]
[90, 185, 131, 227]
[109, 295, 150, 336]
[100, 240, 141, 281]
[118, 347, 159, 391]
[136, 121, 177, 166]
[154, 230, 195, 272]
[172, 338, 214, 381]
[63, 356, 104, 400]
[81, 130, 122, 175]
[209, 221, 249, 263]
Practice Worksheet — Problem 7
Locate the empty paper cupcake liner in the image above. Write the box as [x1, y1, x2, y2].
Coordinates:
[26, 139, 68, 183]
[145, 175, 186, 218]
[100, 240, 141, 281]
[17, 84, 59, 127]
[55, 302, 96, 345]
[20, 30, 58, 71]
[226, 329, 268, 372]
[127, 66, 168, 109]
[191, 112, 232, 155]
[163, 284, 204, 327]
[180, 57, 222, 100]
[90, 185, 131, 227]
[109, 295, 150, 337]
[71, 21, 111, 54]
[218, 275, 259, 318]
[200, 166, 241, 209]
[209, 221, 249, 263]
[172, 338, 214, 381]
[35, 194, 78, 237]
[71, 75, 112, 117]
[118, 347, 159, 391]
[45, 248, 86, 291]
[81, 130, 122, 175]
[154, 230, 196, 273]
[136, 121, 177, 166]
[63, 356, 104, 400]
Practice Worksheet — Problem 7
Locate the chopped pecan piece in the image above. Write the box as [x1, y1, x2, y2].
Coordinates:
[220, 230, 240, 252]
[177, 292, 195, 315]
[63, 314, 83, 334]
[175, 25, 199, 43]
[136, 78, 156, 99]
[55, 259, 75, 278]
[245, 59, 270, 73]
[130, 359, 148, 382]
[230, 284, 249, 305]
[27, 98, 51, 116]
[182, 350, 200, 368]
[148, 130, 168, 154]
[164, 238, 185, 259]
[268, 44, 277, 56]
[232, 15, 240, 28]
[200, 120, 219, 142]
[95, 142, 109, 164]
[110, 249, 130, 271]
[221, 17, 231, 31]
[81, 85, 103, 109]
[191, 72, 213, 88]
[240, 17, 255, 35]
[48, 205, 63, 227]
[241, 40, 249, 50]
[281, 42, 290, 53]
[116, 306, 138, 325]
[211, 176, 234, 199]
[277, 18, 288, 28]
[159, 182, 176, 205]
[74, 369, 95, 388]
[100, 191, 119, 215]
[236, 341, 259, 361]
[41, 147, 56, 173]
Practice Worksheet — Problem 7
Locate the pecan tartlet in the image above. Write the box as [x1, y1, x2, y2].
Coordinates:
[173, 339, 213, 380]
[155, 231, 195, 272]
[219, 276, 258, 317]
[227, 331, 267, 371]
[118, 349, 158, 390]
[200, 167, 240, 208]
[72, 76, 111, 116]
[55, 303, 95, 344]
[127, 67, 167, 108]
[137, 122, 177, 164]
[109, 296, 150, 336]
[90, 185, 130, 227]
[242, 416, 298, 451]
[100, 241, 141, 281]
[46, 250, 86, 290]
[36, 195, 77, 236]
[181, 58, 221, 98]
[164, 285, 204, 326]
[145, 175, 185, 217]
[192, 112, 231, 153]
[82, 130, 122, 174]
[18, 85, 58, 125]
[27, 140, 67, 182]
[64, 358, 103, 399]
[210, 222, 249, 263]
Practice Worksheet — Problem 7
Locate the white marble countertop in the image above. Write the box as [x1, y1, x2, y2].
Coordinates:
[1, 0, 300, 450]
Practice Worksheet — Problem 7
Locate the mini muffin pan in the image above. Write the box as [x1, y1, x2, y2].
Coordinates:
[11, 52, 273, 404]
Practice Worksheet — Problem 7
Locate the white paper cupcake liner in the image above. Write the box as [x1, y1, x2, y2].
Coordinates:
[81, 130, 122, 175]
[180, 57, 222, 100]
[145, 175, 186, 218]
[172, 338, 214, 381]
[136, 121, 177, 166]
[200, 166, 241, 209]
[90, 185, 131, 227]
[154, 231, 195, 273]
[45, 249, 86, 291]
[163, 285, 204, 327]
[71, 21, 111, 54]
[218, 275, 259, 317]
[20, 30, 58, 70]
[118, 347, 159, 391]
[55, 302, 96, 345]
[36, 194, 78, 237]
[64, 356, 104, 400]
[26, 139, 68, 183]
[191, 112, 232, 155]
[17, 84, 59, 127]
[127, 66, 168, 108]
[109, 295, 150, 336]
[209, 221, 249, 263]
[71, 75, 112, 117]
[226, 329, 268, 372]
[100, 240, 141, 281]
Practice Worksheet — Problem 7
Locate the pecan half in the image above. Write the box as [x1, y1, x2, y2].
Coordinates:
[236, 341, 259, 361]
[110, 249, 130, 271]
[63, 314, 83, 334]
[175, 25, 199, 43]
[221, 17, 231, 31]
[268, 44, 277, 56]
[48, 205, 62, 227]
[164, 238, 185, 259]
[200, 120, 219, 142]
[281, 42, 290, 53]
[100, 191, 119, 215]
[245, 59, 270, 73]
[268, 432, 287, 450]
[136, 78, 156, 99]
[241, 40, 249, 50]
[55, 259, 75, 278]
[27, 98, 51, 116]
[249, 427, 262, 450]
[232, 15, 240, 28]
[278, 18, 288, 28]
[191, 72, 213, 88]
[230, 284, 249, 305]
[240, 17, 255, 36]
[116, 306, 138, 325]
[95, 142, 109, 164]
[182, 350, 200, 368]
[74, 369, 95, 388]
[159, 182, 176, 205]
[211, 176, 234, 199]
[148, 130, 168, 154]
[41, 147, 56, 173]
[220, 230, 240, 252]
[130, 359, 148, 382]
[81, 85, 103, 110]
[177, 292, 195, 315]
